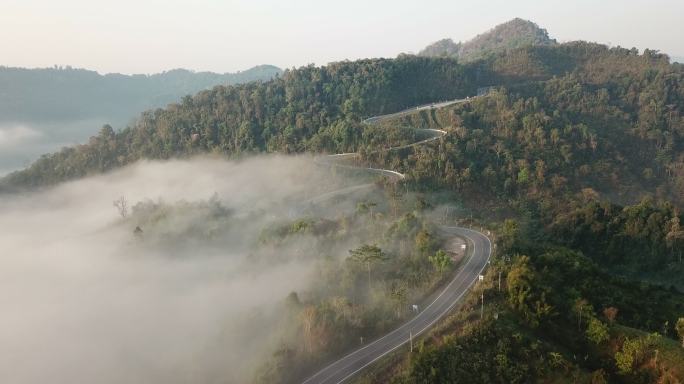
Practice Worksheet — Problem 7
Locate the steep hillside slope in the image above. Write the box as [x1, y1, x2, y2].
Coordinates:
[3, 44, 682, 204]
[419, 18, 556, 62]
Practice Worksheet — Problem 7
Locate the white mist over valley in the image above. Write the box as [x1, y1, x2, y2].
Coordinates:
[0, 156, 362, 384]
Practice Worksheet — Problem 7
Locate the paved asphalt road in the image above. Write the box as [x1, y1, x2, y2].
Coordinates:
[303, 97, 486, 383]
[362, 98, 468, 124]
[302, 226, 492, 384]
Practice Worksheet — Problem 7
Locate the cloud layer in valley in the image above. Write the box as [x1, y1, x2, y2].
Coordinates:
[0, 119, 115, 176]
[0, 156, 364, 384]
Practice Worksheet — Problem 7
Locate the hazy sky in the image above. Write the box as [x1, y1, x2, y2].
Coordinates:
[2, 0, 682, 74]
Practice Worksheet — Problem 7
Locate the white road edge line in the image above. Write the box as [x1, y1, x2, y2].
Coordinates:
[302, 97, 482, 384]
[332, 230, 492, 384]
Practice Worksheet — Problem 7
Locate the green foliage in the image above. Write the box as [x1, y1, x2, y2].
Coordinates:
[586, 317, 609, 345]
[387, 281, 409, 318]
[414, 229, 438, 256]
[396, 45, 682, 212]
[420, 18, 556, 63]
[3, 55, 475, 188]
[408, 320, 547, 383]
[4, 29, 684, 384]
[254, 201, 456, 382]
[127, 196, 233, 242]
[6, 40, 683, 210]
[549, 197, 684, 287]
[428, 250, 451, 274]
[394, 239, 684, 383]
[258, 218, 335, 244]
[388, 213, 421, 238]
[500, 219, 520, 251]
[289, 219, 314, 234]
[348, 244, 388, 290]
[516, 167, 529, 185]
[505, 255, 553, 327]
[348, 244, 387, 265]
[677, 318, 684, 347]
[589, 369, 608, 384]
[614, 334, 659, 375]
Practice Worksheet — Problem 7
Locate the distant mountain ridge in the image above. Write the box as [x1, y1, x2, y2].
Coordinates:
[0, 64, 282, 123]
[0, 63, 282, 176]
[419, 18, 556, 62]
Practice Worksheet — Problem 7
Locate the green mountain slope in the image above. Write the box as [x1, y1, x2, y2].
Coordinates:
[0, 56, 480, 188]
[419, 18, 557, 62]
[5, 42, 680, 206]
[2, 21, 684, 384]
[355, 227, 684, 384]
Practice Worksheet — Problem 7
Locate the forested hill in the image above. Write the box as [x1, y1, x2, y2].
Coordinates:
[419, 18, 557, 62]
[3, 42, 683, 205]
[395, 45, 684, 206]
[1, 55, 479, 188]
[0, 64, 282, 122]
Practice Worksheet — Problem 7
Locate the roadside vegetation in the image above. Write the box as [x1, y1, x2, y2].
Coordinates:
[253, 186, 465, 383]
[354, 219, 684, 384]
[3, 29, 684, 384]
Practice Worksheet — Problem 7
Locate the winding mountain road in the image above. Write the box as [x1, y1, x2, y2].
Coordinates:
[302, 228, 491, 384]
[302, 97, 491, 384]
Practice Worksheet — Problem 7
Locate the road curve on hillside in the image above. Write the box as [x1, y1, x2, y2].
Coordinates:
[303, 96, 489, 384]
[302, 227, 491, 384]
[314, 97, 469, 180]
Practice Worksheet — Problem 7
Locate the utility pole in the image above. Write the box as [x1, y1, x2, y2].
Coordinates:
[481, 292, 484, 320]
[498, 271, 502, 292]
[409, 331, 413, 353]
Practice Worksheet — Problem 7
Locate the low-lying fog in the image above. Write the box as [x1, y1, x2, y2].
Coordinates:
[0, 118, 126, 176]
[0, 156, 360, 384]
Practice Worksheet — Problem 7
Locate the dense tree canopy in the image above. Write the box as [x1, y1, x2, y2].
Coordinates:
[3, 37, 684, 384]
[1, 55, 479, 188]
[5, 42, 682, 196]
